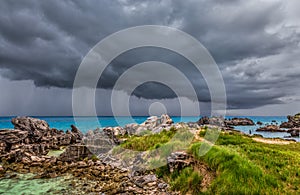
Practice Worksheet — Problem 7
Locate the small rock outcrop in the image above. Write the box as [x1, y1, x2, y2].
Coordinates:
[225, 118, 255, 126]
[102, 126, 127, 144]
[280, 113, 300, 128]
[197, 116, 225, 127]
[287, 128, 300, 137]
[124, 114, 174, 135]
[256, 125, 286, 132]
[197, 116, 255, 128]
[279, 113, 300, 137]
[167, 151, 193, 173]
[257, 121, 263, 125]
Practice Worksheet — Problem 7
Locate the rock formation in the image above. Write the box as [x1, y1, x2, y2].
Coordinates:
[257, 121, 263, 125]
[256, 125, 286, 132]
[225, 117, 255, 126]
[0, 117, 174, 194]
[125, 114, 174, 135]
[197, 116, 254, 128]
[287, 128, 300, 137]
[197, 116, 225, 126]
[0, 117, 85, 163]
[280, 113, 300, 128]
[280, 113, 300, 137]
[167, 151, 193, 173]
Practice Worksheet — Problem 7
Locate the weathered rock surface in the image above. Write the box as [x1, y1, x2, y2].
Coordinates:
[0, 117, 176, 194]
[257, 121, 263, 125]
[12, 117, 49, 133]
[166, 151, 215, 192]
[280, 113, 300, 128]
[0, 117, 84, 163]
[197, 116, 255, 131]
[2, 158, 174, 194]
[197, 116, 254, 127]
[279, 113, 300, 137]
[197, 116, 225, 126]
[0, 130, 28, 144]
[225, 117, 255, 126]
[167, 151, 193, 173]
[287, 128, 300, 137]
[102, 126, 126, 144]
[197, 116, 235, 131]
[256, 125, 286, 132]
[125, 114, 174, 135]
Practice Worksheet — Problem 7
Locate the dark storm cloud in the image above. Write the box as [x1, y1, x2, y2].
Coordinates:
[0, 0, 300, 111]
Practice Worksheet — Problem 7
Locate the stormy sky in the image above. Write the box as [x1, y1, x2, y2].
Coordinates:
[0, 0, 300, 116]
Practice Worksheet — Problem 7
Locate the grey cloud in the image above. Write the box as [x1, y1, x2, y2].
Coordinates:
[0, 0, 300, 113]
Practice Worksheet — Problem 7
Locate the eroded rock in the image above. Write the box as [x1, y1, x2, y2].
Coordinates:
[225, 117, 255, 126]
[167, 151, 193, 173]
[256, 125, 286, 132]
[287, 128, 300, 137]
[280, 114, 300, 128]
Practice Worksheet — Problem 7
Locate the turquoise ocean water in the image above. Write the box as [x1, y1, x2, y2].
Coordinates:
[0, 116, 299, 141]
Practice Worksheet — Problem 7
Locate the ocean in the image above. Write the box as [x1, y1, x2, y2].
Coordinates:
[0, 116, 299, 142]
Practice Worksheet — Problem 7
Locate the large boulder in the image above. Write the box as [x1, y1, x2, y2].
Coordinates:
[11, 117, 50, 142]
[12, 117, 49, 132]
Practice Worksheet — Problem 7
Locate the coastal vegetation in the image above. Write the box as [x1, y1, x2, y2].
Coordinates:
[121, 128, 300, 194]
[120, 127, 177, 151]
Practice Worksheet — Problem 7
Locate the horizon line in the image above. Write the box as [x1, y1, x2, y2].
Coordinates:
[0, 115, 288, 117]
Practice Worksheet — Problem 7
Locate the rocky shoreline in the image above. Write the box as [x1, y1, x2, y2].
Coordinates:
[0, 116, 177, 194]
[0, 114, 299, 194]
[196, 114, 300, 138]
[255, 114, 300, 138]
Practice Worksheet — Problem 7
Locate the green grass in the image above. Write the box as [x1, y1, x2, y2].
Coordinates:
[120, 129, 177, 151]
[46, 148, 65, 157]
[119, 128, 194, 169]
[120, 127, 193, 151]
[191, 131, 300, 194]
[119, 127, 300, 194]
[170, 167, 203, 194]
[190, 143, 279, 194]
[155, 166, 203, 194]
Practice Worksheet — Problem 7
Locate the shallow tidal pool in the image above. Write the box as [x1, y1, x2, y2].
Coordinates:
[0, 173, 73, 195]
